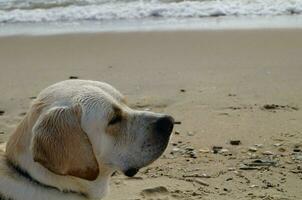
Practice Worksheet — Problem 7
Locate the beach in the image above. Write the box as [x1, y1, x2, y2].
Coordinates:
[0, 27, 302, 199]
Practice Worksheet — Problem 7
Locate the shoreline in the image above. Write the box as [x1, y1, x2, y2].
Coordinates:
[1, 15, 302, 36]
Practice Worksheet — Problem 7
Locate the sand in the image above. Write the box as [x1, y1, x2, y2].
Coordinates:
[0, 28, 302, 199]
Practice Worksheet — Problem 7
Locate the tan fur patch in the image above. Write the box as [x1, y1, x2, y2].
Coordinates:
[32, 104, 99, 181]
[105, 106, 124, 136]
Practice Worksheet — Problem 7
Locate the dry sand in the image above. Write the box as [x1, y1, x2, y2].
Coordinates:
[0, 28, 302, 200]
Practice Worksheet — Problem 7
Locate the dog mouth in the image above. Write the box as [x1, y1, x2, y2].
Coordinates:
[124, 168, 139, 177]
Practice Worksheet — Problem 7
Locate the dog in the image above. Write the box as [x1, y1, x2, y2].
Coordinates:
[0, 80, 174, 200]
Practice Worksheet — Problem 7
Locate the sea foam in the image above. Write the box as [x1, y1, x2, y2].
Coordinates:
[0, 0, 301, 23]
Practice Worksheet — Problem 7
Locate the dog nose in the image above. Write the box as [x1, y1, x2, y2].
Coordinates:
[155, 115, 174, 137]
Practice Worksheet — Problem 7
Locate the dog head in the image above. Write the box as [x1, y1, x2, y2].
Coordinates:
[30, 80, 174, 181]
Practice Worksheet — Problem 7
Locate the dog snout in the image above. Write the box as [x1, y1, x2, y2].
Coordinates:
[155, 115, 174, 137]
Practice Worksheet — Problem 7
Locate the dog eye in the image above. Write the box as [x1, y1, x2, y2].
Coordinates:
[108, 115, 122, 125]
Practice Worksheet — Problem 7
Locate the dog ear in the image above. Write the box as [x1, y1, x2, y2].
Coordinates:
[31, 105, 99, 181]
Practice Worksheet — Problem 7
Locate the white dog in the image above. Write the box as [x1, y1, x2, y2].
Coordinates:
[0, 80, 174, 200]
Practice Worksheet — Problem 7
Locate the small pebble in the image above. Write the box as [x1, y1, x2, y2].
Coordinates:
[250, 185, 259, 188]
[254, 144, 263, 148]
[194, 178, 209, 186]
[185, 147, 195, 151]
[192, 192, 198, 196]
[278, 147, 286, 152]
[200, 173, 211, 178]
[230, 140, 241, 145]
[0, 110, 5, 116]
[249, 147, 258, 152]
[220, 149, 229, 153]
[187, 132, 195, 136]
[180, 89, 186, 92]
[199, 148, 210, 153]
[189, 152, 197, 159]
[69, 76, 78, 79]
[172, 147, 180, 152]
[212, 146, 223, 154]
[262, 151, 274, 155]
[220, 149, 231, 156]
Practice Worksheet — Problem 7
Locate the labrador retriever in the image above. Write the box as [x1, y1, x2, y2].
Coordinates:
[0, 80, 174, 200]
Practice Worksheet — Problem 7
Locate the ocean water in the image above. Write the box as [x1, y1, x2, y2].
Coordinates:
[0, 0, 302, 23]
[0, 0, 302, 35]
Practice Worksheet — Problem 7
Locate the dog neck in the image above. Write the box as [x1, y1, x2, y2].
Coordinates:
[5, 155, 111, 200]
[0, 153, 87, 200]
[7, 160, 88, 198]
